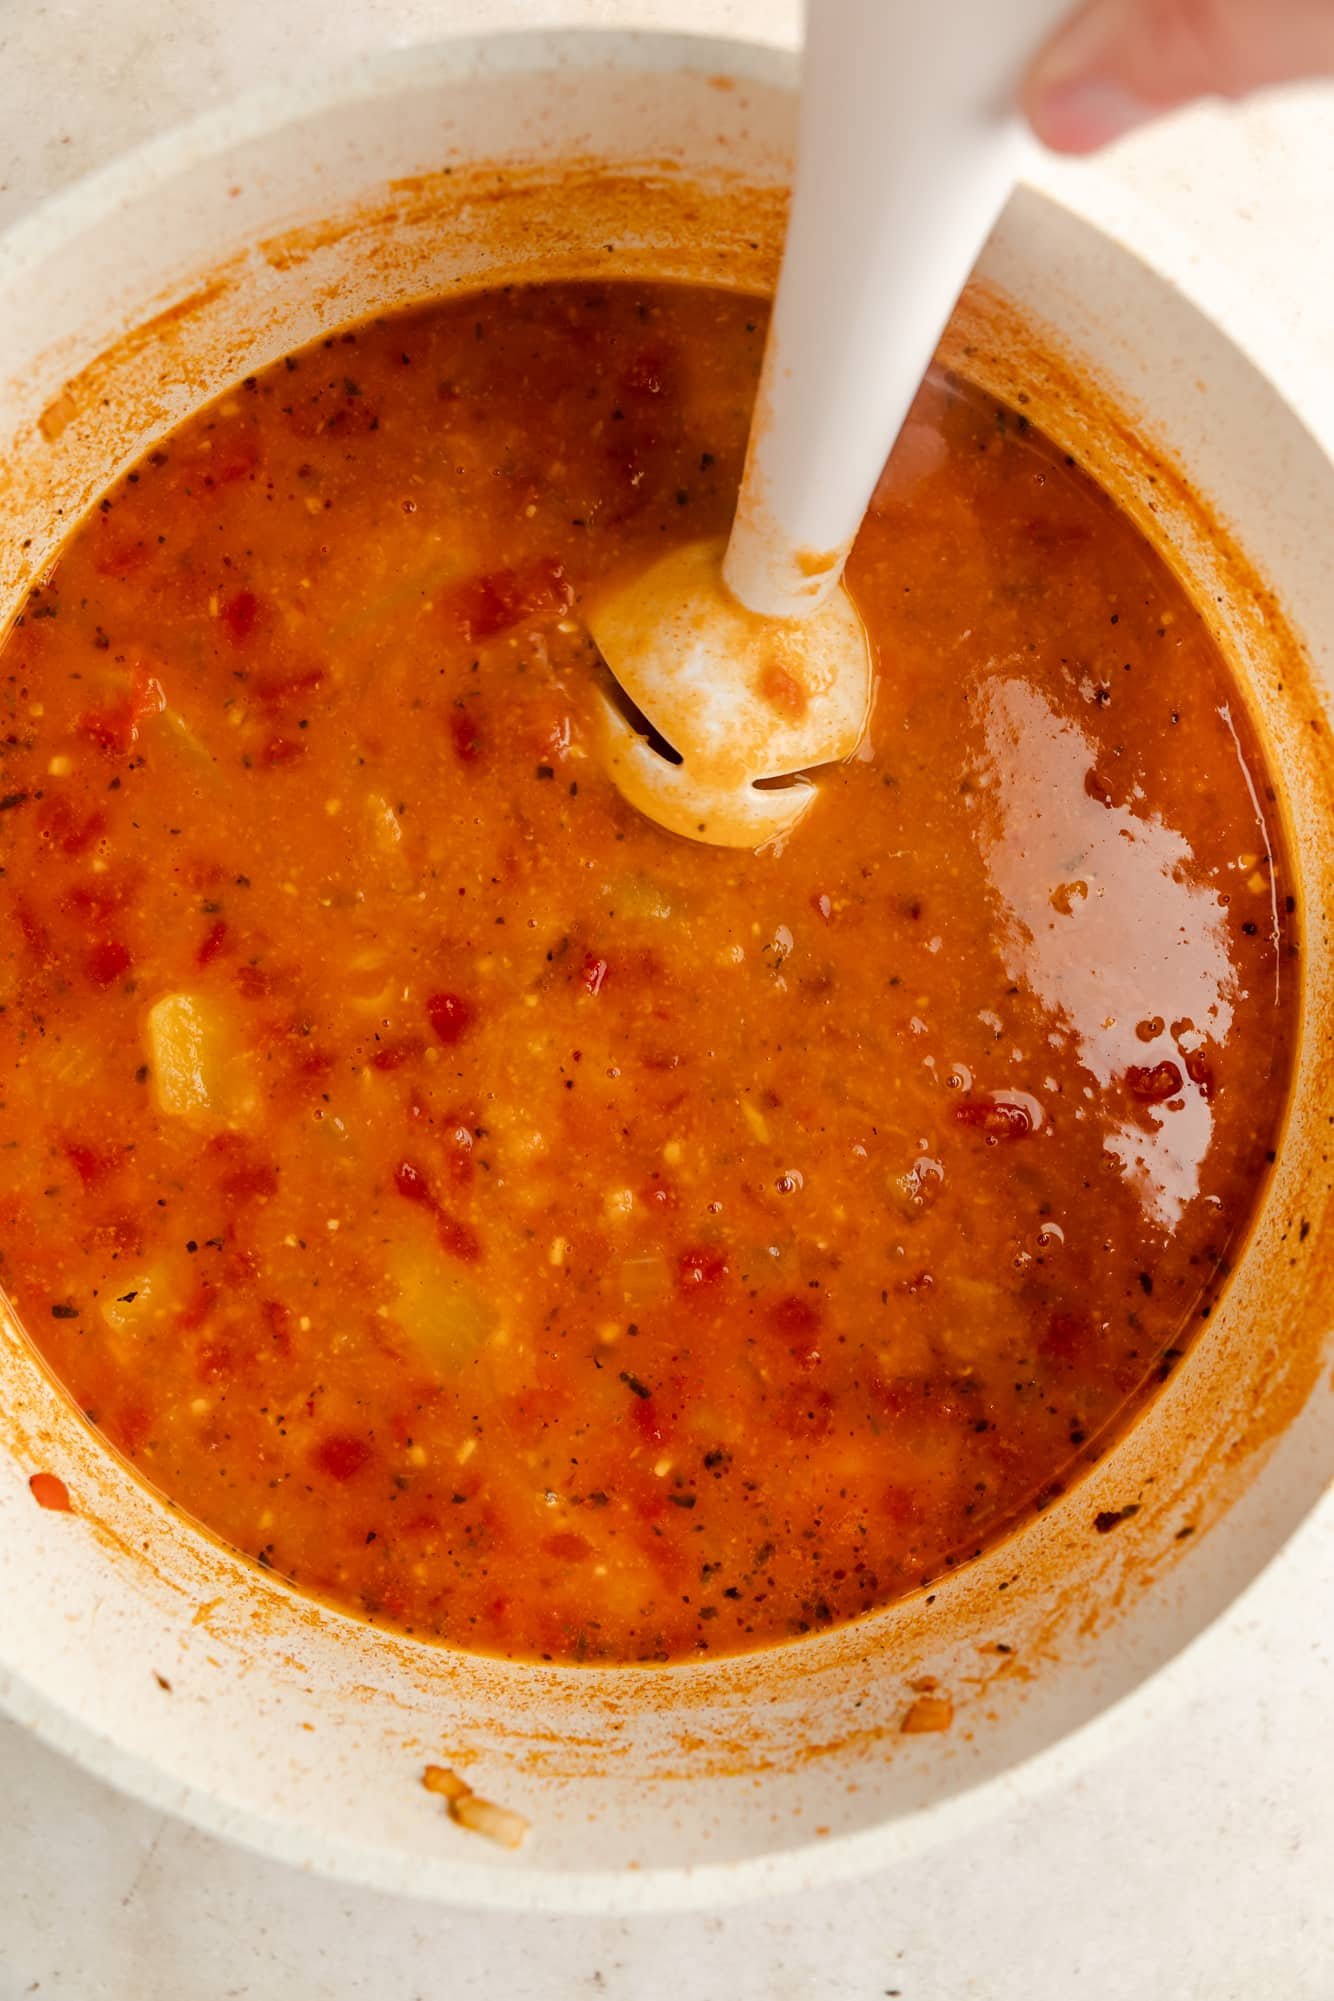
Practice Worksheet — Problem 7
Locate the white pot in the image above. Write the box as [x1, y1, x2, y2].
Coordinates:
[0, 31, 1330, 1913]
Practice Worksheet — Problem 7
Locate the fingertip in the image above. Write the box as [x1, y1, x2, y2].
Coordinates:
[1025, 77, 1151, 153]
[1021, 0, 1147, 152]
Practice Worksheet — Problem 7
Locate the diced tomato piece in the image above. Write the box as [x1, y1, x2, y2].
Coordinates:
[868, 1370, 926, 1419]
[954, 1097, 1032, 1141]
[639, 1047, 682, 1077]
[442, 1120, 475, 1188]
[448, 573, 509, 641]
[93, 532, 154, 580]
[260, 735, 304, 767]
[541, 1530, 593, 1563]
[235, 962, 277, 999]
[324, 395, 380, 438]
[292, 1046, 334, 1084]
[1126, 1061, 1183, 1104]
[221, 1247, 259, 1293]
[1042, 1309, 1097, 1362]
[196, 1340, 234, 1383]
[184, 421, 261, 488]
[436, 1210, 481, 1264]
[176, 1281, 219, 1333]
[252, 662, 324, 712]
[895, 1268, 935, 1296]
[214, 443, 261, 484]
[312, 1432, 372, 1481]
[371, 1037, 423, 1071]
[64, 1141, 118, 1187]
[393, 1159, 433, 1204]
[632, 1396, 665, 1447]
[85, 939, 131, 987]
[776, 1383, 835, 1437]
[78, 708, 134, 756]
[65, 808, 107, 856]
[628, 1503, 690, 1590]
[76, 662, 165, 757]
[394, 1155, 434, 1204]
[443, 557, 572, 642]
[769, 1292, 820, 1336]
[587, 945, 664, 1009]
[220, 589, 262, 643]
[449, 708, 484, 764]
[287, 384, 379, 441]
[502, 1384, 574, 1452]
[426, 991, 475, 1046]
[112, 1397, 151, 1455]
[28, 1471, 72, 1512]
[622, 345, 676, 398]
[486, 1595, 511, 1632]
[261, 1298, 293, 1355]
[677, 1246, 728, 1293]
[90, 1210, 140, 1256]
[38, 799, 106, 856]
[768, 1293, 823, 1369]
[399, 1502, 446, 1538]
[195, 919, 228, 968]
[1024, 515, 1094, 552]
[582, 953, 609, 997]
[221, 1158, 279, 1202]
[63, 875, 133, 923]
[14, 901, 54, 963]
[135, 660, 167, 719]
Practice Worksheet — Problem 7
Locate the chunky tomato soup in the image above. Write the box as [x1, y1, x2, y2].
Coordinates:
[0, 283, 1295, 1662]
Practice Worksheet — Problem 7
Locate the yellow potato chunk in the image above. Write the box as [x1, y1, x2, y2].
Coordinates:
[145, 991, 260, 1131]
[386, 1240, 498, 1374]
[100, 1267, 163, 1335]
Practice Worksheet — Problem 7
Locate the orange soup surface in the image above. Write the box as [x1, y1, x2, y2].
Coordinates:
[0, 283, 1296, 1661]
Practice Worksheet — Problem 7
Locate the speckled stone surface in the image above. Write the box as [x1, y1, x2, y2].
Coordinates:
[0, 4, 1331, 1995]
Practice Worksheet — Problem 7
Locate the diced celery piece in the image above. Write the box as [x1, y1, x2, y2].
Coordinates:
[603, 872, 673, 921]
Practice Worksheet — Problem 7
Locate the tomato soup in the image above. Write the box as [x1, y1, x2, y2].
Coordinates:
[0, 283, 1295, 1662]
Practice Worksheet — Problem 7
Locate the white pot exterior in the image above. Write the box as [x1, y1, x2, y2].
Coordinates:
[0, 32, 1329, 1912]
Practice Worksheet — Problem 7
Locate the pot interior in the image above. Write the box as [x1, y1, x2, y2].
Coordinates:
[0, 34, 1330, 1909]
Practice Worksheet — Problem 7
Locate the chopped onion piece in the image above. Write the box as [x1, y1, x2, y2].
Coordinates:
[901, 1693, 954, 1734]
[421, 1763, 469, 1801]
[449, 1792, 530, 1850]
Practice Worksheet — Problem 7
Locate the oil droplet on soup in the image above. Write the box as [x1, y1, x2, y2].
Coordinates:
[0, 284, 1295, 1662]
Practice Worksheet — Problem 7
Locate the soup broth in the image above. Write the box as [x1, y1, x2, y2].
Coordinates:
[0, 282, 1295, 1661]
